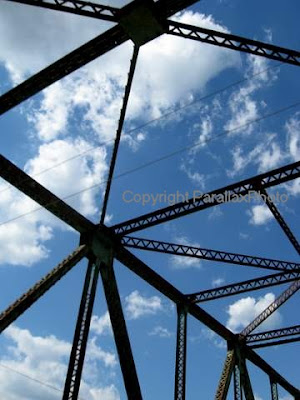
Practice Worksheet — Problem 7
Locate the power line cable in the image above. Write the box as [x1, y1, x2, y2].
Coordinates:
[0, 62, 281, 196]
[0, 95, 298, 228]
[0, 363, 86, 400]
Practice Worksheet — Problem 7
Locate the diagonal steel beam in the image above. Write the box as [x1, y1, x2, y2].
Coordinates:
[187, 271, 300, 303]
[3, 0, 120, 22]
[240, 280, 300, 337]
[0, 25, 128, 115]
[174, 304, 188, 400]
[99, 257, 142, 400]
[100, 44, 140, 223]
[0, 0, 198, 115]
[115, 246, 300, 397]
[246, 325, 300, 344]
[63, 259, 100, 400]
[122, 236, 300, 272]
[245, 347, 300, 398]
[113, 161, 300, 235]
[215, 349, 235, 400]
[257, 187, 300, 255]
[167, 20, 300, 67]
[0, 154, 94, 233]
[0, 245, 88, 333]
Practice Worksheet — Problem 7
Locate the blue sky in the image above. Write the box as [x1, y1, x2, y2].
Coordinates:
[0, 0, 299, 399]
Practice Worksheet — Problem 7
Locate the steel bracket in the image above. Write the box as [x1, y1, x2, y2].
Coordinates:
[119, 0, 165, 46]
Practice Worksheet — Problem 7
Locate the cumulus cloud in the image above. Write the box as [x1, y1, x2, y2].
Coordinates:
[19, 11, 240, 144]
[125, 290, 163, 320]
[91, 312, 112, 336]
[247, 205, 273, 226]
[225, 52, 278, 136]
[226, 293, 282, 333]
[0, 136, 108, 266]
[0, 325, 118, 400]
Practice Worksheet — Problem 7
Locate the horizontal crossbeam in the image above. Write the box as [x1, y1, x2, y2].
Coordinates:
[0, 154, 94, 233]
[247, 325, 300, 343]
[121, 236, 300, 272]
[113, 161, 300, 235]
[0, 245, 88, 333]
[187, 271, 300, 303]
[167, 20, 300, 67]
[4, 0, 119, 22]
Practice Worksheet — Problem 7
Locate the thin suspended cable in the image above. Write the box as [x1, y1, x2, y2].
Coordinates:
[0, 95, 298, 228]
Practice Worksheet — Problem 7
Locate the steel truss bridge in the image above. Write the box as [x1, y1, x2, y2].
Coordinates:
[0, 0, 299, 399]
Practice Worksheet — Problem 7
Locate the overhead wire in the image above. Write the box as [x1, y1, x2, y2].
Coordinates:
[0, 363, 86, 400]
[0, 62, 281, 197]
[0, 93, 299, 228]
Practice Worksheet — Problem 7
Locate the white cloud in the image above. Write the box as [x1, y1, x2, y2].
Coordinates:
[148, 326, 173, 338]
[212, 278, 225, 287]
[11, 11, 239, 144]
[125, 290, 163, 320]
[0, 325, 118, 400]
[248, 205, 273, 226]
[0, 136, 108, 267]
[226, 293, 282, 333]
[225, 53, 278, 136]
[170, 236, 202, 269]
[91, 312, 112, 336]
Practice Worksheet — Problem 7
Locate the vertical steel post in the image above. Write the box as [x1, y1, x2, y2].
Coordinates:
[236, 349, 255, 400]
[174, 303, 188, 400]
[63, 259, 100, 400]
[234, 363, 243, 400]
[270, 379, 279, 400]
[99, 257, 143, 400]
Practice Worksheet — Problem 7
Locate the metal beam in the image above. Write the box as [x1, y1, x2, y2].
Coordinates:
[99, 257, 142, 400]
[63, 259, 100, 400]
[113, 161, 300, 235]
[115, 246, 299, 397]
[245, 347, 300, 397]
[174, 304, 188, 400]
[250, 336, 300, 349]
[3, 0, 120, 22]
[101, 45, 140, 223]
[0, 25, 128, 115]
[167, 20, 300, 67]
[240, 280, 300, 337]
[270, 379, 279, 400]
[258, 188, 300, 255]
[215, 349, 235, 400]
[0, 0, 197, 115]
[247, 325, 300, 343]
[0, 245, 88, 333]
[233, 364, 243, 400]
[0, 154, 94, 233]
[238, 356, 255, 400]
[115, 245, 234, 341]
[122, 236, 300, 272]
[187, 272, 300, 303]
